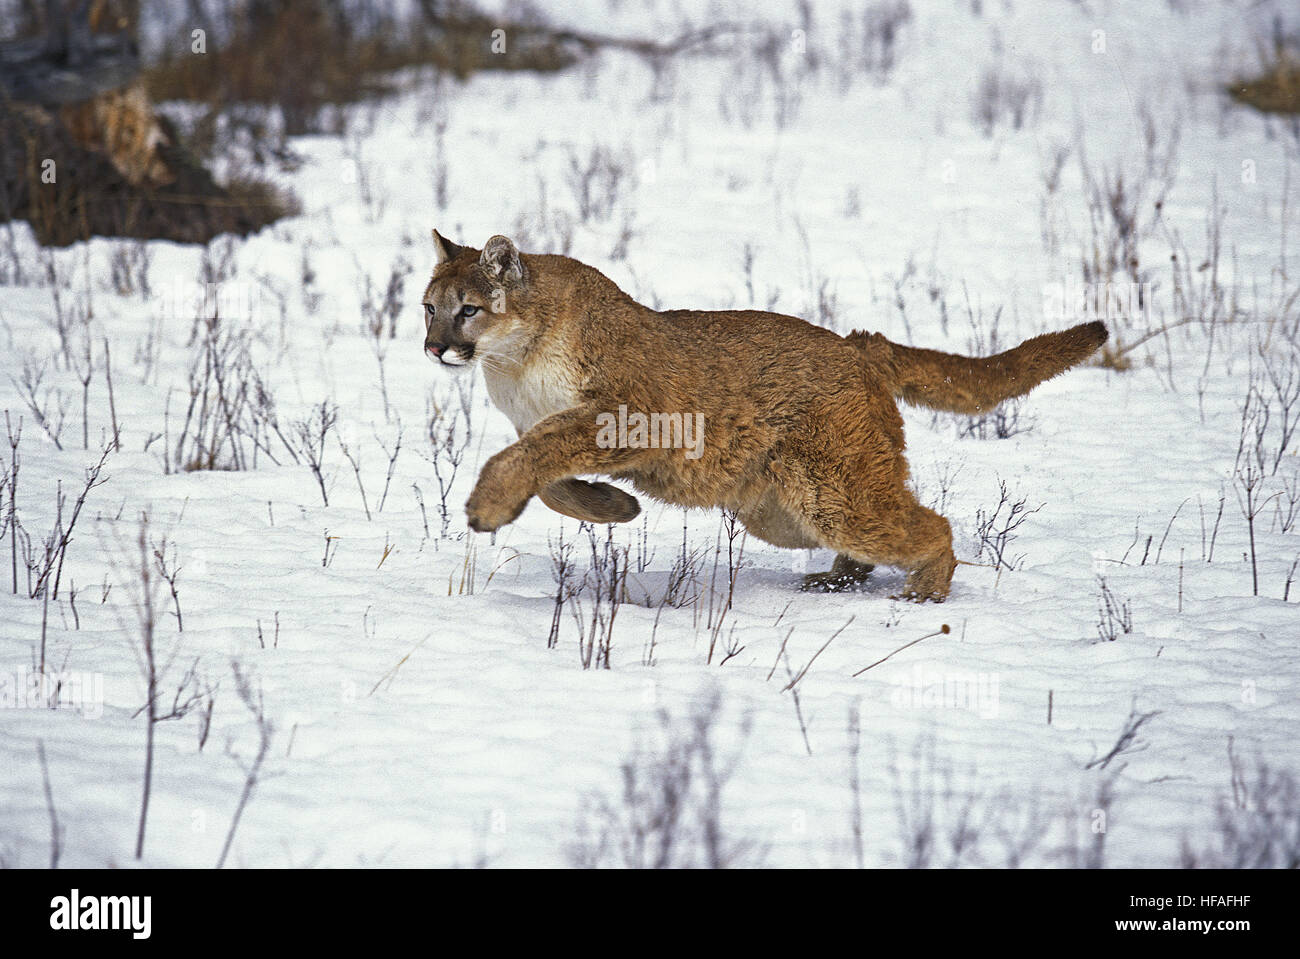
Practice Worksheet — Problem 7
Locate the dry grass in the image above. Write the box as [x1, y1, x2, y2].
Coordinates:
[0, 97, 296, 246]
[221, 171, 301, 222]
[142, 1, 579, 136]
[1228, 50, 1300, 116]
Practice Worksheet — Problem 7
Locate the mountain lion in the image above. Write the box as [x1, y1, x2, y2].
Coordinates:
[422, 231, 1106, 601]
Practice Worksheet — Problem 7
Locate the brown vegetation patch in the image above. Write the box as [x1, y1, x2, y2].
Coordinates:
[1228, 51, 1300, 116]
[0, 87, 297, 247]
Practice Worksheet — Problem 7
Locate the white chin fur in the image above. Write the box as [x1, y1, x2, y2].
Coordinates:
[440, 352, 472, 369]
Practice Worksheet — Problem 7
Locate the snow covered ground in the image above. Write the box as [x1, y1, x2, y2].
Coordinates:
[2, 0, 1298, 868]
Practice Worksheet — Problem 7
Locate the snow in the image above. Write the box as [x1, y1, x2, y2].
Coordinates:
[1, 0, 1297, 868]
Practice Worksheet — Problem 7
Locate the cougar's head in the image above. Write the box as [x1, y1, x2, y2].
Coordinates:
[421, 231, 530, 372]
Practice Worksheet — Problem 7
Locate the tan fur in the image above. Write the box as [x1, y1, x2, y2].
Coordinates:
[422, 232, 1107, 601]
[60, 82, 173, 188]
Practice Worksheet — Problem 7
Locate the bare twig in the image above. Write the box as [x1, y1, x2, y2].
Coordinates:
[1085, 702, 1160, 771]
[853, 624, 951, 677]
[36, 741, 63, 869]
[216, 660, 275, 868]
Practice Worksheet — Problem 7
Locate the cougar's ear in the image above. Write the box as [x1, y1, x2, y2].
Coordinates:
[432, 229, 464, 265]
[480, 235, 527, 285]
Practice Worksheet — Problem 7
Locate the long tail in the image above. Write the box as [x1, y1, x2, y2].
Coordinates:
[847, 321, 1108, 414]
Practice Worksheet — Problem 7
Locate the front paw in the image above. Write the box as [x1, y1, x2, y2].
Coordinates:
[465, 466, 533, 533]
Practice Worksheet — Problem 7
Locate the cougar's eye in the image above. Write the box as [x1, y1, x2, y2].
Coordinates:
[459, 305, 481, 320]
[424, 303, 435, 318]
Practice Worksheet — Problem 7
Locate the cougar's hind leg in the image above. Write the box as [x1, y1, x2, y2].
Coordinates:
[800, 554, 876, 592]
[539, 478, 641, 523]
[809, 487, 955, 602]
[777, 425, 956, 601]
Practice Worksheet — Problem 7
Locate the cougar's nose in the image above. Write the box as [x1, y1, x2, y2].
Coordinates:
[425, 341, 446, 359]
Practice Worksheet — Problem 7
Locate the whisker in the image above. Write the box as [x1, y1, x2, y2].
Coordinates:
[480, 352, 524, 373]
